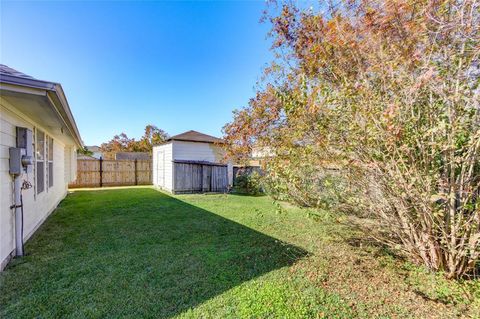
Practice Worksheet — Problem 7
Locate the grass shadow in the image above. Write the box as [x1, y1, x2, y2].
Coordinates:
[0, 187, 308, 318]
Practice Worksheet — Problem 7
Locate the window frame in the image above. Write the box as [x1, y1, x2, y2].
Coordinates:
[47, 136, 54, 188]
[35, 128, 45, 195]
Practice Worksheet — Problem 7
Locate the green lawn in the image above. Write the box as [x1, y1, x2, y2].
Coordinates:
[1, 187, 478, 318]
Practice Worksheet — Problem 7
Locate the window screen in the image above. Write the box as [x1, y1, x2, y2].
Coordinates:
[36, 130, 45, 194]
[48, 137, 54, 188]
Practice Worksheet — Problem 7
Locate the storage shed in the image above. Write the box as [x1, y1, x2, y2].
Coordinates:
[152, 130, 233, 194]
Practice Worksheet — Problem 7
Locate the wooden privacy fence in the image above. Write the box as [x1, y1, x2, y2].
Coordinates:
[69, 158, 152, 188]
[173, 160, 228, 194]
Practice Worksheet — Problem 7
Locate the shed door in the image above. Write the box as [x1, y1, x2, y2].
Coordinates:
[156, 150, 165, 187]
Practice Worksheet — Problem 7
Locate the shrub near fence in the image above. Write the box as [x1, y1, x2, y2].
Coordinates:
[69, 158, 152, 188]
[233, 166, 263, 185]
[232, 166, 264, 195]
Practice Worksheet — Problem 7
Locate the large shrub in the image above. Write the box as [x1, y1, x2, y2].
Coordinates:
[235, 171, 264, 195]
[224, 0, 480, 278]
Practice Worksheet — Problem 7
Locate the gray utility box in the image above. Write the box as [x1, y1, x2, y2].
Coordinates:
[9, 148, 26, 175]
[9, 127, 34, 175]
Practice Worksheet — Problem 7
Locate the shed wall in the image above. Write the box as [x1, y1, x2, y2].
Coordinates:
[152, 143, 173, 191]
[172, 140, 224, 162]
[172, 140, 233, 186]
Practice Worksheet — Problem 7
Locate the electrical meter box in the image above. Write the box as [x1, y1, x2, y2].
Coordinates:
[9, 148, 26, 175]
[9, 127, 34, 175]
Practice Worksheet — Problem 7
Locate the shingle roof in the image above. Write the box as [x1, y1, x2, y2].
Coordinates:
[86, 145, 101, 152]
[167, 130, 224, 144]
[0, 64, 35, 79]
[77, 154, 97, 160]
[115, 152, 151, 160]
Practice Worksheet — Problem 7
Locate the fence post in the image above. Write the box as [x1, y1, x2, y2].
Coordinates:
[134, 159, 138, 185]
[99, 157, 103, 187]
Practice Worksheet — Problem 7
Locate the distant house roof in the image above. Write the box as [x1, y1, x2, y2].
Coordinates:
[167, 130, 224, 144]
[86, 145, 101, 152]
[0, 64, 83, 148]
[115, 152, 151, 161]
[77, 154, 97, 160]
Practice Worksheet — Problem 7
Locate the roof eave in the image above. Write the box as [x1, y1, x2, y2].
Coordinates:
[1, 74, 84, 148]
[169, 138, 225, 144]
[152, 140, 173, 147]
[0, 73, 57, 91]
[50, 84, 83, 148]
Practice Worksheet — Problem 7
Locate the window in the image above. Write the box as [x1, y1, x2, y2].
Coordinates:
[36, 129, 45, 194]
[48, 137, 54, 188]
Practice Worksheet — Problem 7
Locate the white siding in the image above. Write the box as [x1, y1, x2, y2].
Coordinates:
[152, 143, 173, 191]
[0, 98, 76, 270]
[172, 141, 233, 186]
[64, 146, 72, 184]
[172, 140, 225, 162]
[70, 146, 77, 182]
[63, 146, 77, 184]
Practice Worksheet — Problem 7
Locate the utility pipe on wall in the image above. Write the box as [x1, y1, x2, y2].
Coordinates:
[9, 127, 33, 258]
[13, 174, 24, 256]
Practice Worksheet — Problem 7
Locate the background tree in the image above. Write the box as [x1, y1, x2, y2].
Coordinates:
[137, 125, 169, 152]
[100, 124, 169, 158]
[100, 133, 135, 159]
[77, 147, 94, 157]
[223, 0, 480, 278]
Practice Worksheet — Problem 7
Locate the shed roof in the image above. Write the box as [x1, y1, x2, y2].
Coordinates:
[167, 130, 224, 144]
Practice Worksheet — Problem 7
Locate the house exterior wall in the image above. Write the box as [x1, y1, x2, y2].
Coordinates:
[63, 145, 77, 184]
[152, 143, 173, 191]
[0, 97, 77, 270]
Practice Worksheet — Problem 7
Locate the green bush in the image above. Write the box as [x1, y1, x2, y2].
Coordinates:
[223, 1, 480, 278]
[234, 171, 263, 195]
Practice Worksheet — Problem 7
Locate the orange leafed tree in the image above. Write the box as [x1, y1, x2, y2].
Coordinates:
[224, 0, 480, 278]
[100, 125, 168, 159]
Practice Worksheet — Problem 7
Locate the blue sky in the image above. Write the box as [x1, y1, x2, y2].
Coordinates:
[0, 1, 273, 146]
